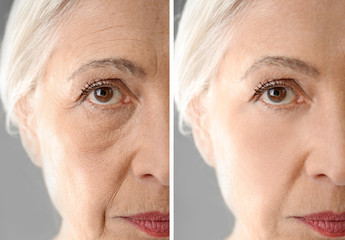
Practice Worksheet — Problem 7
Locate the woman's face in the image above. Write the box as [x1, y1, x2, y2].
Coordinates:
[24, 0, 169, 239]
[198, 0, 345, 239]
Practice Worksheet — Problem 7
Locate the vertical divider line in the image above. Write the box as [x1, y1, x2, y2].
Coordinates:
[169, 0, 175, 239]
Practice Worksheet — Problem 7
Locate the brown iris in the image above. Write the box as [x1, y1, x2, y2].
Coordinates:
[267, 87, 287, 103]
[94, 87, 114, 103]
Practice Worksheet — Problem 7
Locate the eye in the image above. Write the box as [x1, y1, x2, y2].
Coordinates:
[253, 79, 306, 108]
[81, 79, 132, 107]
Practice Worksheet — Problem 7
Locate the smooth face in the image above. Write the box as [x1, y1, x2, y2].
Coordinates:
[200, 0, 345, 239]
[27, 0, 169, 239]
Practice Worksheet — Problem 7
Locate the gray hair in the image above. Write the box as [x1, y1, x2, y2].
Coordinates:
[0, 0, 79, 134]
[175, 0, 250, 133]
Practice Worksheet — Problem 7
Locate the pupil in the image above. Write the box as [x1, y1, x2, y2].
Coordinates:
[100, 89, 106, 96]
[268, 87, 286, 103]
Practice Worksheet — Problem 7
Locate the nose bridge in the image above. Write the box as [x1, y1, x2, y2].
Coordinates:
[146, 92, 169, 160]
[312, 93, 345, 185]
[326, 88, 345, 156]
[131, 90, 169, 186]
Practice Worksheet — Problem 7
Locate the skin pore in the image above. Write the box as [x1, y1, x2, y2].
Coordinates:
[18, 0, 169, 239]
[193, 0, 345, 240]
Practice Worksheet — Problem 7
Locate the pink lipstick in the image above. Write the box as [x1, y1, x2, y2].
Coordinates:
[124, 212, 169, 238]
[296, 212, 345, 237]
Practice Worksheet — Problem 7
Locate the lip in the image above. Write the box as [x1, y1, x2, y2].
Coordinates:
[295, 212, 345, 237]
[123, 212, 169, 238]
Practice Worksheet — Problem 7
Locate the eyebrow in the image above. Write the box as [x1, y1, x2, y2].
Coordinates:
[68, 57, 146, 80]
[241, 56, 320, 80]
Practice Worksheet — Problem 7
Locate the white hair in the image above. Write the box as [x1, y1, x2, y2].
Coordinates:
[175, 0, 250, 133]
[0, 0, 79, 134]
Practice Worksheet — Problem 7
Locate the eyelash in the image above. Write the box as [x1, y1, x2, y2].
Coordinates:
[81, 79, 116, 97]
[253, 78, 291, 100]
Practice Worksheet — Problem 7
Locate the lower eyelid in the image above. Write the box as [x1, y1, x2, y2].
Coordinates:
[85, 94, 134, 109]
[258, 93, 306, 110]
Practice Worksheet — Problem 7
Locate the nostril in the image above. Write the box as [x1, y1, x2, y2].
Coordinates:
[314, 173, 327, 179]
[130, 151, 169, 186]
[136, 173, 169, 186]
[310, 173, 345, 186]
[305, 152, 345, 186]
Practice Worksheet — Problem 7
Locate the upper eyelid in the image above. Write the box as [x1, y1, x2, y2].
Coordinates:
[252, 78, 292, 100]
[81, 79, 114, 97]
[254, 79, 290, 96]
[82, 79, 123, 94]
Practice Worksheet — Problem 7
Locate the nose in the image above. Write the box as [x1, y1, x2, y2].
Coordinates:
[131, 92, 169, 186]
[305, 103, 345, 186]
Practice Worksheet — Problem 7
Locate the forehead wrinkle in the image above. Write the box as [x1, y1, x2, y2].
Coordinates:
[72, 38, 156, 57]
[69, 58, 146, 80]
[241, 56, 320, 80]
[73, 25, 126, 42]
[72, 25, 154, 43]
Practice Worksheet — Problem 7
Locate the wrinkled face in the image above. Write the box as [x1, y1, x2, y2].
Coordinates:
[200, 0, 345, 239]
[28, 0, 169, 239]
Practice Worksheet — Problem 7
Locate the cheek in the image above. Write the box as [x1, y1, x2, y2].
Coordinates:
[34, 89, 137, 236]
[209, 85, 309, 231]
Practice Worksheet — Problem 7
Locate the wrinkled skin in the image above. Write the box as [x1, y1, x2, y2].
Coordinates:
[19, 0, 169, 239]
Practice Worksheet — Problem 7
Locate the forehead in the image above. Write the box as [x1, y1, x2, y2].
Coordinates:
[62, 0, 168, 37]
[50, 0, 168, 79]
[224, 0, 345, 73]
[241, 0, 345, 41]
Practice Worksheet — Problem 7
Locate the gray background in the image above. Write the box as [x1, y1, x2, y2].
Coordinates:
[174, 0, 234, 239]
[0, 1, 61, 240]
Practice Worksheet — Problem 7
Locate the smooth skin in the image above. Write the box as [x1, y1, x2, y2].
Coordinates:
[192, 0, 345, 239]
[17, 0, 169, 239]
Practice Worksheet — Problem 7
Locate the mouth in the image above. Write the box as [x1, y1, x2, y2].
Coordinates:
[122, 211, 169, 238]
[295, 212, 345, 237]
